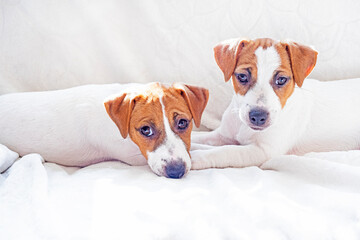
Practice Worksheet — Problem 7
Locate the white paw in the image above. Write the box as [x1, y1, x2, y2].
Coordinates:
[191, 131, 214, 144]
[0, 144, 19, 173]
[190, 150, 210, 170]
[190, 143, 214, 151]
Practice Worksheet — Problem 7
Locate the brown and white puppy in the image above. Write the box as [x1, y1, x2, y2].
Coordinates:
[0, 82, 209, 178]
[191, 38, 360, 169]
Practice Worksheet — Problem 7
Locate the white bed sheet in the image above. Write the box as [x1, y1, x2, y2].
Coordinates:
[1, 147, 360, 240]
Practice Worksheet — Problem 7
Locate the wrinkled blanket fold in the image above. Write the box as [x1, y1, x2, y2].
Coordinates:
[1, 147, 360, 240]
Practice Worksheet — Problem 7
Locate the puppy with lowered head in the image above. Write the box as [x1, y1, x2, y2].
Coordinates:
[0, 82, 208, 178]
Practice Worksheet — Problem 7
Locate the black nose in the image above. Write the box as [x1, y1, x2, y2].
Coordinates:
[165, 161, 186, 179]
[249, 109, 269, 126]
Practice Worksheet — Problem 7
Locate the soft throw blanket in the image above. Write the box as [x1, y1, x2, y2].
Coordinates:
[1, 145, 360, 240]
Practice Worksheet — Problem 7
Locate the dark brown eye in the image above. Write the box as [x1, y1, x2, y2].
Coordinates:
[177, 119, 189, 130]
[275, 76, 289, 86]
[235, 73, 249, 84]
[140, 126, 154, 137]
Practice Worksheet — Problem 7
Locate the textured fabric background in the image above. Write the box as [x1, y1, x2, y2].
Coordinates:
[1, 0, 360, 129]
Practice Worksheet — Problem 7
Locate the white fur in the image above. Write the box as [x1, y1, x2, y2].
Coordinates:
[0, 83, 190, 177]
[191, 46, 360, 169]
[238, 46, 282, 129]
[147, 96, 191, 176]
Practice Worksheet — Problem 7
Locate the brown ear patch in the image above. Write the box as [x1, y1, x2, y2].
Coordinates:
[281, 41, 318, 87]
[214, 38, 250, 82]
[104, 93, 136, 139]
[173, 83, 209, 128]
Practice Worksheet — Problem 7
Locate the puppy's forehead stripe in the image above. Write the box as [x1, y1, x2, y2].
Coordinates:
[233, 45, 281, 96]
[159, 95, 187, 148]
[255, 46, 281, 86]
[159, 95, 173, 140]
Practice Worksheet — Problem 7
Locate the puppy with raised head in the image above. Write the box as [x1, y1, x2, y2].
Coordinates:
[0, 83, 208, 178]
[191, 37, 360, 169]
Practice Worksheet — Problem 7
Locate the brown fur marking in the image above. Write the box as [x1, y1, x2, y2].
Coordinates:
[214, 38, 317, 107]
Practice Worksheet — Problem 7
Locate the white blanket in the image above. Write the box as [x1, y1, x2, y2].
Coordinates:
[1, 146, 360, 240]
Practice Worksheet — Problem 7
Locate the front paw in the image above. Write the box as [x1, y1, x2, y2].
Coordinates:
[190, 143, 214, 151]
[190, 150, 210, 170]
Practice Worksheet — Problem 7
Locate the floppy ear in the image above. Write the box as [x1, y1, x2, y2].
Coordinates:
[281, 41, 318, 87]
[174, 84, 209, 128]
[104, 93, 135, 139]
[214, 38, 249, 82]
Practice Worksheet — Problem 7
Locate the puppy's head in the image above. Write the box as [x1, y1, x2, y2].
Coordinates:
[214, 38, 317, 131]
[104, 83, 209, 178]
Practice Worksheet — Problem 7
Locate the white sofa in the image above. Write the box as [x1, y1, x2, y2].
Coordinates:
[1, 0, 360, 239]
